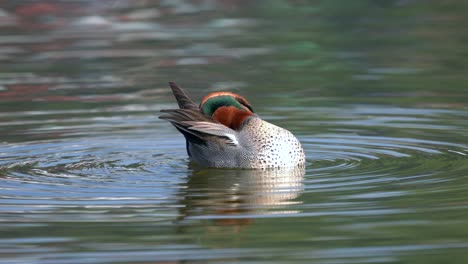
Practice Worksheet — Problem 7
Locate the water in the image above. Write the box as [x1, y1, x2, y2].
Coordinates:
[1, 1, 468, 263]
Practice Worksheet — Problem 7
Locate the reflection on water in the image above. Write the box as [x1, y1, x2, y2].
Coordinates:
[179, 167, 305, 222]
[1, 0, 468, 263]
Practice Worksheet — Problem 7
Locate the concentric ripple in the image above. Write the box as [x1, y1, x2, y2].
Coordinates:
[1, 108, 468, 264]
[1, 105, 466, 225]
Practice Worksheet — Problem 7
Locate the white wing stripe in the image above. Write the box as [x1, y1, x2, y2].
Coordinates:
[225, 133, 239, 146]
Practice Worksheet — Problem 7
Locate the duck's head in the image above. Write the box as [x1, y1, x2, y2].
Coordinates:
[200, 92, 255, 130]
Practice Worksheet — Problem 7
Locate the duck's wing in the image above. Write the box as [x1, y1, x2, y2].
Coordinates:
[160, 109, 239, 147]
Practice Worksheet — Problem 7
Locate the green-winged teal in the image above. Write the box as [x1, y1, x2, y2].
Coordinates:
[160, 82, 305, 169]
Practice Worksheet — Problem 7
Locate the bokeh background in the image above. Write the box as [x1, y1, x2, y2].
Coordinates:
[1, 1, 468, 263]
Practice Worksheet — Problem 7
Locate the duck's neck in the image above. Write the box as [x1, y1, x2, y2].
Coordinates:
[212, 106, 253, 130]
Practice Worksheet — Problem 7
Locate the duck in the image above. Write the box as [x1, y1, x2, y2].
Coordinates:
[160, 82, 305, 169]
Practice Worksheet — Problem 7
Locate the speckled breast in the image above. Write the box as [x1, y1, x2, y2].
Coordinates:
[242, 118, 305, 168]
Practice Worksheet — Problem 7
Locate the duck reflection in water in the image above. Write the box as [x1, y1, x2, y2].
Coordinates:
[177, 166, 305, 232]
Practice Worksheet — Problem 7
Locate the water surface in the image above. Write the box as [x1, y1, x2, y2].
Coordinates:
[1, 1, 468, 263]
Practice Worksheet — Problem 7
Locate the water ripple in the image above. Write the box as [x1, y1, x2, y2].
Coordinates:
[1, 0, 468, 263]
[1, 117, 465, 226]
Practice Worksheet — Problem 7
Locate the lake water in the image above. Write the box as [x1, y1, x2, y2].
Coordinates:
[1, 1, 468, 263]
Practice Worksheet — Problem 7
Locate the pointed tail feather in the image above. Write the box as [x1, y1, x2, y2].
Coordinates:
[169, 82, 198, 110]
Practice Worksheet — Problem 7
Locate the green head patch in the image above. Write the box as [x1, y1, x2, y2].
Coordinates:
[201, 95, 245, 116]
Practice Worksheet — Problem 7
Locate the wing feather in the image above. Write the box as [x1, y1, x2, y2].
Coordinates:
[160, 109, 239, 146]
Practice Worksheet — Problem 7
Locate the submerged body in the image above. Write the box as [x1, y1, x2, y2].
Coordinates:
[160, 82, 305, 169]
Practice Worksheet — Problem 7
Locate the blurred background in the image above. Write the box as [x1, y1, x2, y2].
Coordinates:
[1, 0, 468, 263]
